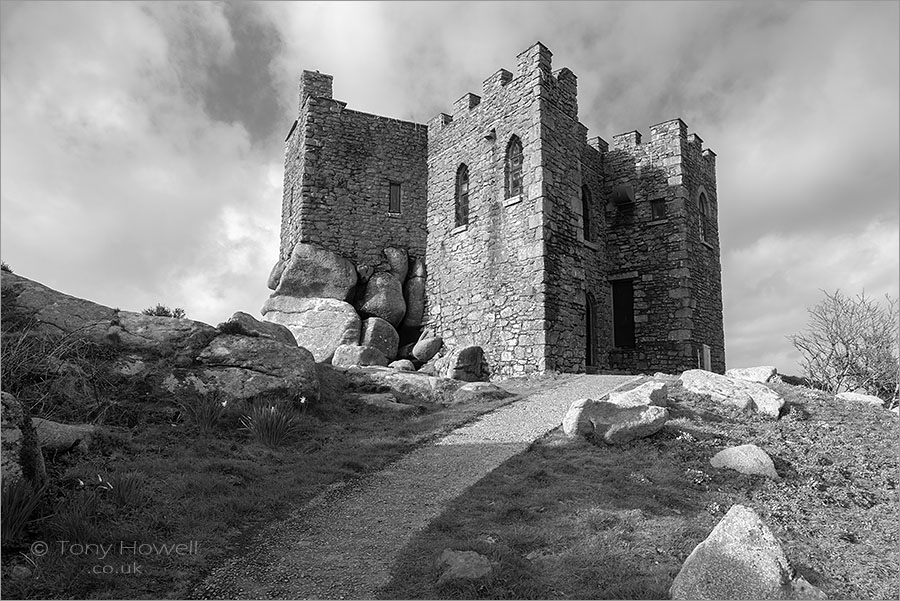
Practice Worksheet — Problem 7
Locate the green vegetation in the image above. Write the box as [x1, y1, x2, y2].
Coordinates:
[1, 479, 47, 547]
[239, 401, 299, 448]
[378, 380, 898, 600]
[0, 348, 525, 599]
[141, 304, 186, 319]
[1, 260, 12, 273]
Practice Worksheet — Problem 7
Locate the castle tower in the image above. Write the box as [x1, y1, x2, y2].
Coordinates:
[275, 42, 726, 376]
[603, 119, 725, 372]
[280, 70, 428, 267]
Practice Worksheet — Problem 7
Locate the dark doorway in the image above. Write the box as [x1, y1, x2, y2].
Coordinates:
[611, 280, 635, 348]
[585, 293, 596, 368]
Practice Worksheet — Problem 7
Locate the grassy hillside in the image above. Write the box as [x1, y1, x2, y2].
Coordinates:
[378, 380, 898, 600]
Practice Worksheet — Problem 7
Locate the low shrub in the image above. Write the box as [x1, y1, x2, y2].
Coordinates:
[1, 260, 12, 273]
[216, 320, 245, 335]
[141, 304, 186, 319]
[240, 402, 298, 448]
[1, 478, 46, 546]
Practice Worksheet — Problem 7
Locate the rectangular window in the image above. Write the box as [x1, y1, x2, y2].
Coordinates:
[389, 182, 401, 214]
[650, 198, 667, 220]
[611, 279, 635, 348]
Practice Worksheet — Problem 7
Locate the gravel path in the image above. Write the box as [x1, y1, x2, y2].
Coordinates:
[193, 374, 639, 600]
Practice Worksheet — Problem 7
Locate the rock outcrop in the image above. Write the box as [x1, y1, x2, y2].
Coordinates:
[382, 247, 409, 282]
[402, 276, 426, 328]
[273, 242, 358, 301]
[261, 296, 360, 362]
[217, 311, 296, 347]
[32, 419, 96, 453]
[452, 382, 511, 404]
[432, 345, 485, 381]
[670, 504, 826, 599]
[680, 370, 784, 418]
[607, 381, 668, 408]
[331, 344, 390, 368]
[360, 317, 400, 361]
[1, 392, 47, 488]
[562, 399, 668, 444]
[725, 366, 778, 383]
[435, 549, 493, 586]
[412, 336, 443, 363]
[836, 391, 884, 406]
[197, 334, 320, 404]
[388, 359, 416, 372]
[266, 258, 286, 291]
[356, 272, 406, 327]
[710, 444, 779, 479]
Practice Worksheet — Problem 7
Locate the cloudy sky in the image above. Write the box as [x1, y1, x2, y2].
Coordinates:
[1, 1, 897, 373]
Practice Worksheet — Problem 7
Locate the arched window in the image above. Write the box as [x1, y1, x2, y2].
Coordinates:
[699, 191, 710, 242]
[455, 164, 469, 227]
[581, 184, 592, 241]
[505, 135, 523, 198]
[585, 293, 596, 367]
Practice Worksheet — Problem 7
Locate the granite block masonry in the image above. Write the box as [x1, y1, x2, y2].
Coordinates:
[272, 42, 726, 377]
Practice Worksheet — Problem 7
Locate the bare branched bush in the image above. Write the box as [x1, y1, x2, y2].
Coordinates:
[789, 290, 899, 406]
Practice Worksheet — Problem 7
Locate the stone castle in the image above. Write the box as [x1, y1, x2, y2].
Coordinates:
[271, 42, 725, 377]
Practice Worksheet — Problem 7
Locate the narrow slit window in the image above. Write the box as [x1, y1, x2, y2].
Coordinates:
[389, 182, 401, 214]
[455, 164, 469, 227]
[651, 198, 667, 220]
[582, 185, 592, 241]
[505, 135, 523, 199]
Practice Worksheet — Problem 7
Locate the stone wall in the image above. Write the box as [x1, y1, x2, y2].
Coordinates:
[604, 119, 725, 373]
[280, 71, 428, 268]
[424, 43, 550, 377]
[539, 58, 615, 373]
[278, 44, 726, 377]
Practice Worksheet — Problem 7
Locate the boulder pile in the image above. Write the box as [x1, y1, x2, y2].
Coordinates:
[263, 242, 487, 381]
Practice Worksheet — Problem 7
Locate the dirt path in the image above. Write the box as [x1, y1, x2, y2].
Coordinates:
[192, 374, 639, 600]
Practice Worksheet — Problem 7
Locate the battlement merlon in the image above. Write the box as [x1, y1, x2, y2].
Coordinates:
[299, 70, 333, 113]
[516, 41, 552, 78]
[452, 93, 482, 119]
[612, 118, 716, 159]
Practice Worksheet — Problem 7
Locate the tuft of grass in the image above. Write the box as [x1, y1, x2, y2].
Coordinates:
[1, 478, 46, 547]
[240, 402, 298, 448]
[180, 390, 228, 435]
[0, 320, 119, 423]
[102, 471, 147, 508]
[1, 260, 12, 273]
[50, 489, 101, 544]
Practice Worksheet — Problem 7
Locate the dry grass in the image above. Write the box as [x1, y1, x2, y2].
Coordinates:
[378, 380, 898, 600]
[1, 364, 524, 600]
